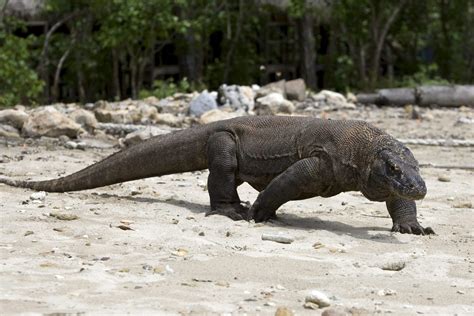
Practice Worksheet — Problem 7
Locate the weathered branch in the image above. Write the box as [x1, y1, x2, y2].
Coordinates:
[223, 0, 244, 83]
[52, 46, 72, 101]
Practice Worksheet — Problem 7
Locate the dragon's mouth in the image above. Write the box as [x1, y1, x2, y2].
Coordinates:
[391, 178, 426, 200]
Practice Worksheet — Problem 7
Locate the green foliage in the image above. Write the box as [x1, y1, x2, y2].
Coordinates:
[397, 64, 449, 88]
[138, 78, 194, 99]
[0, 32, 44, 107]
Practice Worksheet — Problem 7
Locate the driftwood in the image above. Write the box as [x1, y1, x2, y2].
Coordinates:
[357, 85, 474, 107]
[400, 138, 474, 147]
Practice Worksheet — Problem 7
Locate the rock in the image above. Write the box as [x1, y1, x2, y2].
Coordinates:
[49, 211, 79, 221]
[312, 90, 356, 110]
[0, 124, 21, 138]
[256, 80, 286, 98]
[275, 306, 294, 316]
[199, 109, 240, 125]
[0, 109, 29, 129]
[346, 92, 357, 103]
[303, 302, 319, 310]
[285, 79, 306, 101]
[30, 191, 46, 201]
[155, 113, 183, 127]
[377, 288, 397, 296]
[322, 307, 350, 316]
[305, 290, 331, 308]
[261, 232, 294, 244]
[64, 141, 78, 149]
[456, 117, 474, 125]
[255, 93, 295, 115]
[69, 109, 98, 132]
[94, 109, 133, 124]
[133, 102, 159, 123]
[381, 261, 406, 271]
[438, 175, 451, 182]
[189, 90, 218, 117]
[218, 84, 255, 112]
[22, 106, 84, 138]
[122, 128, 169, 147]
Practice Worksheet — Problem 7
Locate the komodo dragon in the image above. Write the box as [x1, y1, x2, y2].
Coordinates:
[0, 116, 434, 235]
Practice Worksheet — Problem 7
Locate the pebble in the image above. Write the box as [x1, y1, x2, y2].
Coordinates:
[305, 290, 331, 308]
[378, 288, 397, 296]
[437, 175, 451, 182]
[313, 242, 325, 249]
[64, 141, 78, 149]
[275, 306, 294, 316]
[381, 261, 406, 271]
[24, 231, 34, 236]
[49, 212, 79, 221]
[30, 191, 46, 201]
[303, 302, 319, 310]
[322, 307, 350, 316]
[262, 232, 294, 244]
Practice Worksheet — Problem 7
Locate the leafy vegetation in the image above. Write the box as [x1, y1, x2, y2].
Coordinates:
[0, 0, 472, 107]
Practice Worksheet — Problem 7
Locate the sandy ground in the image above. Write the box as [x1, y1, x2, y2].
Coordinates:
[0, 108, 473, 315]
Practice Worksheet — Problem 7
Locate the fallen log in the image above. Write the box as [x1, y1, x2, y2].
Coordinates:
[356, 85, 474, 107]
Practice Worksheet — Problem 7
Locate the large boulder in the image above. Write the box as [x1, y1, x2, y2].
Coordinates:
[69, 109, 98, 133]
[22, 106, 84, 138]
[0, 109, 29, 129]
[285, 78, 306, 101]
[255, 93, 295, 115]
[218, 84, 255, 112]
[189, 91, 218, 117]
[256, 80, 286, 99]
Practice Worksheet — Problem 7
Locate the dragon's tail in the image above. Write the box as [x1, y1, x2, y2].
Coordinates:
[0, 125, 212, 192]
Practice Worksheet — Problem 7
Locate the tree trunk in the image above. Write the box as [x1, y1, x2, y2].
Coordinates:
[299, 11, 317, 90]
[223, 0, 244, 83]
[112, 49, 121, 101]
[52, 47, 71, 102]
[369, 0, 407, 87]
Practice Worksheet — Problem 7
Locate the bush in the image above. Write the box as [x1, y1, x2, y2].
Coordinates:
[0, 33, 44, 107]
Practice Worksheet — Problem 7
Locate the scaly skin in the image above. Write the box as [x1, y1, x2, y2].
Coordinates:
[0, 116, 434, 235]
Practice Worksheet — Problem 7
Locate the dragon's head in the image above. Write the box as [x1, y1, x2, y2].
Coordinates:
[366, 145, 426, 200]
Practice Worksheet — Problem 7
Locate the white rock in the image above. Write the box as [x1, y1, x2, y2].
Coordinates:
[69, 109, 98, 132]
[199, 109, 240, 125]
[255, 93, 294, 115]
[30, 191, 46, 201]
[0, 109, 29, 129]
[305, 290, 331, 308]
[22, 106, 84, 138]
[377, 288, 397, 296]
[261, 232, 294, 244]
[64, 141, 78, 149]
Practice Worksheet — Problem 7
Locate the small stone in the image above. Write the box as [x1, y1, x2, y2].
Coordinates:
[64, 141, 78, 149]
[313, 242, 325, 249]
[198, 231, 205, 236]
[49, 212, 79, 221]
[456, 290, 465, 294]
[275, 306, 294, 316]
[261, 232, 294, 244]
[120, 219, 135, 225]
[438, 176, 451, 182]
[453, 202, 472, 209]
[381, 261, 406, 271]
[215, 280, 230, 287]
[172, 248, 188, 257]
[171, 219, 179, 224]
[30, 191, 46, 201]
[118, 268, 130, 273]
[322, 307, 350, 316]
[116, 224, 134, 231]
[264, 301, 276, 307]
[24, 231, 34, 236]
[378, 288, 397, 296]
[305, 290, 331, 308]
[303, 302, 319, 310]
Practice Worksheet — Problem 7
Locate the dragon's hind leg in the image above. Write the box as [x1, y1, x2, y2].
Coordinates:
[205, 132, 247, 220]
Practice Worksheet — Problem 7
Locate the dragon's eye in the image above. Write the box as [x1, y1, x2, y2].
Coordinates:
[388, 163, 399, 173]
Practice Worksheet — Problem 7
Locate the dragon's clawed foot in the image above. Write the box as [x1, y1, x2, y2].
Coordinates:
[206, 202, 249, 221]
[391, 221, 435, 235]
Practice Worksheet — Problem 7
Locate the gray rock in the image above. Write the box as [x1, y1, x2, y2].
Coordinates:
[69, 109, 98, 132]
[0, 124, 21, 138]
[22, 106, 84, 138]
[0, 109, 29, 129]
[256, 80, 286, 98]
[155, 113, 183, 127]
[255, 93, 294, 115]
[64, 141, 78, 149]
[218, 84, 255, 112]
[122, 127, 170, 147]
[285, 79, 306, 101]
[189, 90, 218, 117]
